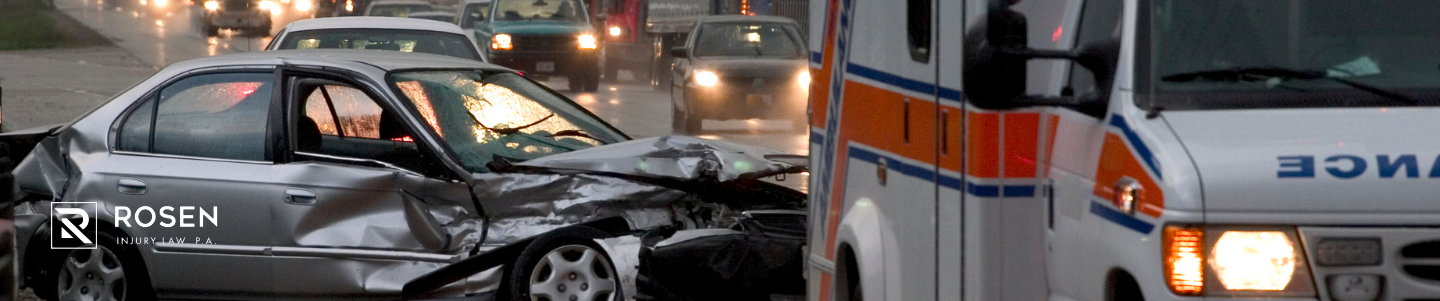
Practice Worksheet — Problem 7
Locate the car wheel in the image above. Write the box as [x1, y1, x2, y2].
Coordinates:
[601, 59, 618, 82]
[672, 98, 702, 135]
[508, 226, 621, 301]
[568, 76, 585, 92]
[584, 70, 601, 92]
[54, 231, 155, 301]
[203, 23, 219, 36]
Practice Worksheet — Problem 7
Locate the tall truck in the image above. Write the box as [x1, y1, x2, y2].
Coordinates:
[807, 0, 1440, 300]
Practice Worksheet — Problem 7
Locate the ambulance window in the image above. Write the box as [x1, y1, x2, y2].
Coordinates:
[1067, 0, 1122, 96]
[907, 0, 930, 63]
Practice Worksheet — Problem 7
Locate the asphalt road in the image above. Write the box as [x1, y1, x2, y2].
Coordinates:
[33, 0, 812, 189]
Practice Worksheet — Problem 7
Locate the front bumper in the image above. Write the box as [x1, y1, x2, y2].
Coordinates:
[207, 11, 269, 28]
[683, 85, 807, 120]
[488, 50, 598, 76]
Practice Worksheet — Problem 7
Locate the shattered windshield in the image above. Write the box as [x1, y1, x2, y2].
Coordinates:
[1148, 0, 1440, 109]
[391, 70, 626, 173]
[692, 22, 803, 58]
[491, 0, 588, 22]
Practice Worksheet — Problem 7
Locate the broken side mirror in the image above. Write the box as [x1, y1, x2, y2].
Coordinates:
[964, 0, 1111, 113]
[671, 47, 688, 58]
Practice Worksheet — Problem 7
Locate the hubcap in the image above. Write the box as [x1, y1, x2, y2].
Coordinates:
[58, 246, 126, 301]
[528, 245, 617, 301]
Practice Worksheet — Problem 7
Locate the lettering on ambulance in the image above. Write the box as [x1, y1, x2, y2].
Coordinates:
[1090, 121, 1165, 218]
[1277, 154, 1440, 178]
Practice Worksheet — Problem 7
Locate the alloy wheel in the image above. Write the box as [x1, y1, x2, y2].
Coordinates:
[527, 245, 617, 301]
[57, 246, 127, 301]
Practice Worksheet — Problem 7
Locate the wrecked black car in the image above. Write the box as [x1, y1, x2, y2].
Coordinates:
[3, 49, 806, 301]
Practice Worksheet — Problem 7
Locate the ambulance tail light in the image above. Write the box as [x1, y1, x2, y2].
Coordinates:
[1164, 225, 1204, 296]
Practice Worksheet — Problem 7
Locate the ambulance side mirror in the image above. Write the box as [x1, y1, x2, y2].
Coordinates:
[965, 4, 1109, 113]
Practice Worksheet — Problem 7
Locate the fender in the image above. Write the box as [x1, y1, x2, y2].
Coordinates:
[834, 197, 890, 301]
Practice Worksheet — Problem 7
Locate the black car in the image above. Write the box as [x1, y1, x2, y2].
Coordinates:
[668, 15, 809, 134]
[199, 0, 274, 36]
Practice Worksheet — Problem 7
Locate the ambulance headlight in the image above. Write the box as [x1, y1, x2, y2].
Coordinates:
[1211, 231, 1297, 291]
[1165, 225, 1317, 297]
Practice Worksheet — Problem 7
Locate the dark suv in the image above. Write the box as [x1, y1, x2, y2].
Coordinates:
[476, 0, 601, 91]
[199, 0, 273, 36]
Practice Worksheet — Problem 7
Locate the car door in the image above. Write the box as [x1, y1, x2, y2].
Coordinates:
[104, 71, 281, 299]
[265, 71, 481, 299]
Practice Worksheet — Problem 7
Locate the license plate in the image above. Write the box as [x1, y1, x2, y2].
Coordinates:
[750, 94, 775, 105]
[536, 62, 555, 72]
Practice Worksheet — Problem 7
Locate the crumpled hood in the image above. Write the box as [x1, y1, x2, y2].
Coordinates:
[515, 135, 805, 183]
[1164, 108, 1440, 213]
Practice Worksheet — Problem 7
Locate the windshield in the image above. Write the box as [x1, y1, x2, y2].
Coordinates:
[1148, 0, 1440, 109]
[490, 0, 588, 22]
[277, 29, 480, 61]
[692, 22, 804, 58]
[367, 4, 433, 17]
[390, 70, 626, 173]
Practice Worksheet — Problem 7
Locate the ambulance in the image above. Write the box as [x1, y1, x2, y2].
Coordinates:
[805, 0, 1440, 300]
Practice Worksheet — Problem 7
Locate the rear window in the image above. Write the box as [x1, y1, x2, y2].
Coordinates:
[276, 29, 480, 61]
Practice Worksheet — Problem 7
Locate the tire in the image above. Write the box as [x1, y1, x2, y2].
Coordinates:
[51, 231, 156, 301]
[583, 71, 601, 92]
[568, 76, 585, 92]
[671, 95, 702, 135]
[203, 23, 219, 36]
[601, 59, 618, 83]
[508, 226, 621, 301]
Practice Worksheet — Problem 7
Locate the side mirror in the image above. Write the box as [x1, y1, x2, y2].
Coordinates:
[670, 47, 688, 58]
[963, 2, 1108, 113]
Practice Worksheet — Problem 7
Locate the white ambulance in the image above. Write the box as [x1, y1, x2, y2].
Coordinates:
[805, 0, 1440, 300]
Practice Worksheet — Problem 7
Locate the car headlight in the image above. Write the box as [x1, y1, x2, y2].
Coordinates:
[344, 0, 353, 11]
[204, 0, 218, 10]
[492, 34, 512, 50]
[694, 71, 718, 87]
[1163, 225, 1316, 297]
[578, 34, 597, 50]
[294, 0, 311, 11]
[797, 70, 810, 87]
[608, 26, 622, 36]
[1212, 231, 1296, 291]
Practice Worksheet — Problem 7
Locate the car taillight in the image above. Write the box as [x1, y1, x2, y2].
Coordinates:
[1165, 225, 1204, 295]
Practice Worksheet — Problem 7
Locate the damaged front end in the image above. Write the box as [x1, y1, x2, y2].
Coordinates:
[407, 135, 808, 299]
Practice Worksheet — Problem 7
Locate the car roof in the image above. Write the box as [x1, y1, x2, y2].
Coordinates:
[172, 49, 506, 73]
[696, 15, 798, 25]
[460, 0, 489, 4]
[407, 11, 456, 17]
[279, 16, 467, 35]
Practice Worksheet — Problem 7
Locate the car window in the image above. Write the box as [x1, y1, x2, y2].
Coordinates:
[391, 70, 626, 173]
[369, 4, 433, 17]
[293, 81, 432, 173]
[461, 3, 489, 26]
[278, 29, 480, 61]
[117, 73, 273, 161]
[492, 0, 587, 22]
[692, 22, 804, 58]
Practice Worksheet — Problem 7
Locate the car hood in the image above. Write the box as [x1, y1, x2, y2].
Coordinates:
[490, 21, 590, 35]
[692, 57, 807, 79]
[1164, 108, 1440, 213]
[514, 135, 805, 183]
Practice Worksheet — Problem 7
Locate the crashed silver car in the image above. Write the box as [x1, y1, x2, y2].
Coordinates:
[4, 49, 806, 301]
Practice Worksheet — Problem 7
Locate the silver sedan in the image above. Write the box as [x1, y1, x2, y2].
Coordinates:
[6, 49, 805, 301]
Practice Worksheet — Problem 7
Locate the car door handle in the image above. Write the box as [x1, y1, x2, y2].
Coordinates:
[117, 178, 147, 195]
[284, 188, 318, 205]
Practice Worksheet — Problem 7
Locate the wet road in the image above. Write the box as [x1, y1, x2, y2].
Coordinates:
[56, 0, 314, 67]
[53, 1, 810, 187]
